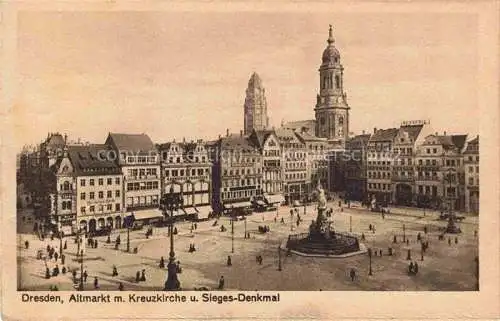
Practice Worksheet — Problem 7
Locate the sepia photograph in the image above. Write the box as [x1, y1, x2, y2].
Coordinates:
[3, 1, 499, 320]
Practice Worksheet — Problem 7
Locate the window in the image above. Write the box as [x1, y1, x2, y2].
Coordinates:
[469, 166, 473, 173]
[469, 177, 474, 185]
[180, 170, 184, 176]
[107, 191, 112, 198]
[90, 179, 94, 186]
[475, 166, 479, 173]
[116, 190, 120, 197]
[80, 193, 85, 200]
[89, 192, 95, 200]
[115, 177, 120, 185]
[80, 179, 86, 187]
[107, 204, 112, 211]
[99, 191, 104, 199]
[165, 170, 170, 177]
[80, 206, 86, 214]
[90, 205, 95, 213]
[116, 203, 121, 211]
[98, 178, 104, 186]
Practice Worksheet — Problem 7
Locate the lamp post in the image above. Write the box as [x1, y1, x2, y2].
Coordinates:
[78, 249, 84, 291]
[278, 245, 282, 271]
[368, 247, 373, 276]
[403, 224, 406, 242]
[349, 215, 352, 233]
[161, 187, 183, 291]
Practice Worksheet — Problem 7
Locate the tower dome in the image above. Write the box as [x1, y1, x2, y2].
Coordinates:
[322, 25, 340, 64]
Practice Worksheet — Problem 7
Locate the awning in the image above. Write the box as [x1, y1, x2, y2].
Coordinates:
[132, 209, 164, 221]
[264, 194, 285, 205]
[183, 207, 198, 216]
[224, 201, 252, 209]
[195, 206, 213, 220]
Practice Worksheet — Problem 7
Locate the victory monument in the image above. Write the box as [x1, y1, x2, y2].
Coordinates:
[286, 181, 363, 256]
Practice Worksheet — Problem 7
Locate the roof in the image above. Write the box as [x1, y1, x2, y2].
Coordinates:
[294, 130, 327, 143]
[347, 134, 371, 147]
[67, 144, 121, 176]
[249, 129, 275, 148]
[282, 119, 316, 132]
[399, 124, 424, 141]
[463, 136, 479, 154]
[45, 133, 65, 147]
[219, 134, 258, 152]
[106, 133, 155, 152]
[369, 128, 398, 142]
[436, 135, 468, 151]
[275, 128, 301, 142]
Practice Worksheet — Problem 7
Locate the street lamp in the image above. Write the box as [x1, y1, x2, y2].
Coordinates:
[231, 205, 235, 253]
[403, 224, 406, 242]
[368, 247, 373, 276]
[278, 245, 282, 271]
[161, 187, 183, 291]
[78, 249, 84, 291]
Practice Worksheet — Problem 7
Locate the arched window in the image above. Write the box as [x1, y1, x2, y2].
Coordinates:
[338, 116, 344, 125]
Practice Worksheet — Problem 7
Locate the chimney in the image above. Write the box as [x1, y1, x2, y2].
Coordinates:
[373, 127, 377, 134]
[362, 130, 366, 135]
[226, 129, 229, 137]
[240, 130, 243, 137]
[444, 131, 447, 136]
[218, 134, 221, 139]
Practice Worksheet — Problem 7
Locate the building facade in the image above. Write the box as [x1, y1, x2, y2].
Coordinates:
[249, 129, 283, 195]
[158, 140, 212, 220]
[243, 73, 269, 135]
[366, 128, 398, 205]
[464, 136, 479, 214]
[275, 128, 308, 204]
[314, 25, 350, 149]
[211, 133, 263, 214]
[294, 129, 329, 194]
[344, 133, 370, 201]
[105, 133, 162, 222]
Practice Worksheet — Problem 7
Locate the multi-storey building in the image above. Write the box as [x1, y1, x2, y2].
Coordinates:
[391, 121, 432, 206]
[62, 144, 124, 233]
[211, 132, 263, 214]
[105, 133, 162, 223]
[464, 136, 479, 214]
[294, 129, 329, 194]
[344, 133, 370, 201]
[366, 128, 398, 205]
[275, 128, 308, 204]
[414, 133, 467, 211]
[158, 140, 212, 220]
[248, 129, 283, 195]
[243, 72, 269, 135]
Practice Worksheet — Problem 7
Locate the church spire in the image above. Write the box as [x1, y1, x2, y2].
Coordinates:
[327, 24, 334, 45]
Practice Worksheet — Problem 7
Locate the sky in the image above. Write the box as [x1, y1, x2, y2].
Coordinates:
[14, 11, 479, 148]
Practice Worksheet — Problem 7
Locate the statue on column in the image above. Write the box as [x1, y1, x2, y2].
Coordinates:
[310, 180, 330, 239]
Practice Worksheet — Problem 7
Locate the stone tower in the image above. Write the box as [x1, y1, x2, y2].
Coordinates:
[314, 25, 350, 147]
[244, 72, 269, 135]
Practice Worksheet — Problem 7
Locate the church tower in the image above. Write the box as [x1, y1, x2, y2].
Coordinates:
[314, 25, 350, 147]
[244, 72, 269, 135]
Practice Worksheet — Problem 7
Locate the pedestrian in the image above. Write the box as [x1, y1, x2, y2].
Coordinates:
[194, 223, 198, 230]
[25, 240, 29, 249]
[95, 240, 98, 248]
[281, 217, 285, 224]
[448, 238, 451, 246]
[45, 267, 51, 279]
[63, 240, 67, 250]
[413, 262, 419, 274]
[46, 244, 51, 253]
[136, 271, 141, 282]
[107, 235, 111, 244]
[112, 265, 118, 277]
[72, 270, 77, 283]
[393, 235, 397, 243]
[417, 233, 421, 242]
[159, 256, 165, 268]
[61, 254, 65, 265]
[406, 239, 409, 245]
[52, 264, 59, 277]
[274, 217, 277, 223]
[218, 276, 225, 290]
[83, 270, 88, 282]
[62, 266, 67, 274]
[349, 268, 356, 282]
[338, 201, 341, 207]
[361, 233, 365, 241]
[388, 247, 393, 256]
[118, 282, 124, 291]
[140, 269, 146, 282]
[424, 226, 428, 234]
[379, 249, 382, 256]
[176, 261, 182, 273]
[54, 252, 59, 262]
[227, 255, 232, 267]
[174, 227, 178, 235]
[408, 262, 414, 275]
[94, 277, 99, 289]
[454, 237, 458, 244]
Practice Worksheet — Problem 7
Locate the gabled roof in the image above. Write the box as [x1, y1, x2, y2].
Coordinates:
[219, 134, 258, 153]
[399, 124, 424, 141]
[67, 144, 121, 176]
[347, 134, 371, 147]
[294, 129, 327, 143]
[249, 129, 275, 149]
[369, 128, 398, 142]
[106, 133, 155, 152]
[282, 119, 316, 132]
